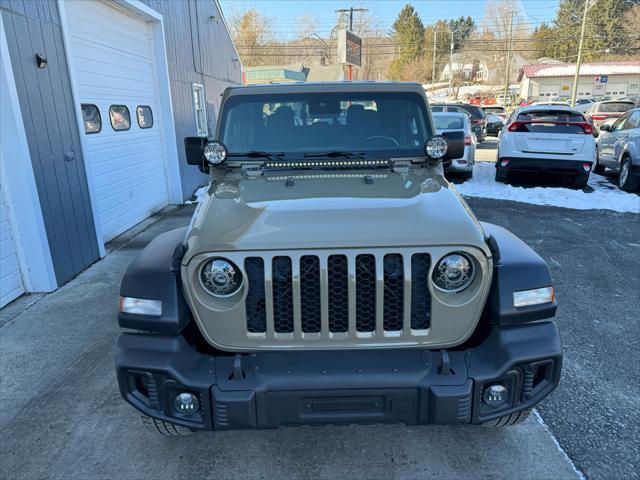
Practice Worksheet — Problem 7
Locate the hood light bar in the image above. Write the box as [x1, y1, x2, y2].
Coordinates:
[264, 159, 391, 169]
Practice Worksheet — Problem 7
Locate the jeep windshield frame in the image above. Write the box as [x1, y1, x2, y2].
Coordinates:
[217, 91, 432, 164]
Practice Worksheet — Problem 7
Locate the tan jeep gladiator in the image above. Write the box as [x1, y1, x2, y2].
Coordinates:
[116, 82, 561, 435]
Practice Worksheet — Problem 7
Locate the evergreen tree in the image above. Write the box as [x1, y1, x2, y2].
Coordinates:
[535, 0, 638, 61]
[389, 4, 425, 80]
[448, 16, 476, 51]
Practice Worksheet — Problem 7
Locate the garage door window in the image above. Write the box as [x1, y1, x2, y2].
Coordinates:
[136, 106, 153, 129]
[193, 84, 208, 137]
[109, 105, 131, 131]
[81, 104, 101, 134]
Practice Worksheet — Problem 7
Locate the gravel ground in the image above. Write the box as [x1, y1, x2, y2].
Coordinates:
[467, 197, 640, 480]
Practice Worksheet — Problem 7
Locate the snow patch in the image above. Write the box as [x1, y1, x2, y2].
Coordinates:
[184, 185, 208, 205]
[454, 163, 640, 213]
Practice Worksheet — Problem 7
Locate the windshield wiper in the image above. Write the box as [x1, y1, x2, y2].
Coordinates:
[228, 151, 286, 162]
[303, 151, 368, 160]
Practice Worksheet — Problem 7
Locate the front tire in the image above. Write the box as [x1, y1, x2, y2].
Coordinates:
[619, 157, 639, 192]
[481, 408, 531, 428]
[141, 415, 194, 436]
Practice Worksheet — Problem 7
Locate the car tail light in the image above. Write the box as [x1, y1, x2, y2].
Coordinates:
[579, 122, 593, 134]
[508, 121, 524, 132]
[464, 136, 472, 145]
[590, 115, 606, 121]
[582, 162, 591, 172]
[472, 119, 484, 124]
[500, 160, 510, 167]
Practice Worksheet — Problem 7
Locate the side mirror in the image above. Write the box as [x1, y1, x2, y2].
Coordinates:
[599, 123, 612, 132]
[184, 138, 227, 172]
[442, 131, 465, 160]
[185, 137, 208, 166]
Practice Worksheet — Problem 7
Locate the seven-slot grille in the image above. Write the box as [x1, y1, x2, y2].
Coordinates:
[244, 253, 431, 338]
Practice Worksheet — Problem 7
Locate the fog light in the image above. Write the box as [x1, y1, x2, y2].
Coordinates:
[483, 384, 508, 407]
[500, 160, 510, 167]
[582, 162, 591, 172]
[174, 392, 200, 416]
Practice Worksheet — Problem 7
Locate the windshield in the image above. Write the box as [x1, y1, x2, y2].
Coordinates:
[433, 115, 465, 130]
[219, 91, 432, 159]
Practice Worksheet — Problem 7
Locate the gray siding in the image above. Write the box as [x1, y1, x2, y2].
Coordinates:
[141, 0, 242, 199]
[1, 0, 99, 284]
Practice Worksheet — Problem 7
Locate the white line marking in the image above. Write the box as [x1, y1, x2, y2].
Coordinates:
[533, 409, 586, 480]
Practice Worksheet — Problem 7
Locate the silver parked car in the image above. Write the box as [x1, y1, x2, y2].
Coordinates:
[594, 108, 640, 191]
[433, 112, 476, 179]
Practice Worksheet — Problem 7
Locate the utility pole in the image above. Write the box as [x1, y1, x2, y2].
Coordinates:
[335, 7, 368, 81]
[448, 29, 454, 97]
[431, 29, 437, 89]
[502, 12, 514, 108]
[571, 0, 596, 107]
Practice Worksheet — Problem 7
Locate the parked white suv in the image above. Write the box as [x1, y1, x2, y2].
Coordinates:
[496, 106, 596, 188]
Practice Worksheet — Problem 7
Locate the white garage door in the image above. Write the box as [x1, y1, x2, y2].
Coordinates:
[65, 0, 170, 241]
[0, 184, 24, 307]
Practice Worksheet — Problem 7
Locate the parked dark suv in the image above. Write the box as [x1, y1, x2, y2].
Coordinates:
[432, 103, 487, 142]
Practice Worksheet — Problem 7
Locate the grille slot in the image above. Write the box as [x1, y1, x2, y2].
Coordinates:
[245, 257, 266, 333]
[410, 253, 431, 330]
[383, 254, 404, 331]
[355, 254, 377, 332]
[272, 256, 294, 333]
[243, 251, 435, 339]
[328, 255, 349, 333]
[300, 255, 321, 333]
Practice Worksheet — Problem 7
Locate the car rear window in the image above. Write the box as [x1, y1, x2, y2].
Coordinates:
[598, 102, 634, 113]
[430, 106, 444, 112]
[483, 107, 505, 114]
[433, 115, 464, 130]
[513, 110, 587, 134]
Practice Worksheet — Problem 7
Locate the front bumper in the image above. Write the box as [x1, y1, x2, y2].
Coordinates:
[116, 321, 561, 430]
[497, 157, 590, 176]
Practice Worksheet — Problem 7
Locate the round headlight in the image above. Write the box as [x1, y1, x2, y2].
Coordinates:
[425, 135, 448, 159]
[204, 141, 227, 165]
[200, 258, 242, 297]
[432, 253, 475, 292]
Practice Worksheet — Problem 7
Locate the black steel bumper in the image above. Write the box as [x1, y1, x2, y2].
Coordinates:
[497, 157, 589, 176]
[116, 321, 561, 431]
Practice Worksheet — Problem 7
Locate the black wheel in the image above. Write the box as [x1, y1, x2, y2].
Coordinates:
[573, 174, 589, 189]
[141, 415, 194, 436]
[619, 156, 640, 192]
[592, 152, 605, 175]
[495, 168, 507, 183]
[481, 408, 531, 428]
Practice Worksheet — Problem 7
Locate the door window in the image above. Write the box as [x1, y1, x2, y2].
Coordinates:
[623, 111, 640, 129]
[136, 106, 153, 129]
[109, 105, 131, 131]
[611, 113, 630, 131]
[81, 104, 101, 134]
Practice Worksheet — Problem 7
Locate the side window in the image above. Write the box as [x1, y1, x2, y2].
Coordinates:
[81, 104, 101, 134]
[192, 83, 208, 137]
[136, 106, 153, 129]
[612, 113, 630, 131]
[109, 105, 131, 131]
[624, 111, 640, 129]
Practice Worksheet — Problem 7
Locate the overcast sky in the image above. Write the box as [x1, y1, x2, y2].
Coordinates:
[219, 0, 561, 40]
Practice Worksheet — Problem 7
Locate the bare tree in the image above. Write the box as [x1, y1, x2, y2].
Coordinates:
[230, 8, 277, 67]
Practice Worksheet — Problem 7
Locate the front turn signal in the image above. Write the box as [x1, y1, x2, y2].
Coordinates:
[513, 286, 554, 308]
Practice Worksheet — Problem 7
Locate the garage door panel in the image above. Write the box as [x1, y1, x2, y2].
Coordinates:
[0, 188, 25, 307]
[66, 0, 170, 241]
